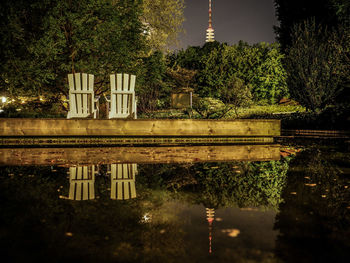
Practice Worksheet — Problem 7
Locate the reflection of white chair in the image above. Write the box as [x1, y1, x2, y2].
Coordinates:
[67, 73, 99, 119]
[105, 73, 137, 119]
[108, 164, 138, 200]
[68, 166, 96, 200]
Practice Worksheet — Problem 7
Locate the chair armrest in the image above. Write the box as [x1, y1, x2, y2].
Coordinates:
[93, 96, 100, 119]
[104, 94, 111, 103]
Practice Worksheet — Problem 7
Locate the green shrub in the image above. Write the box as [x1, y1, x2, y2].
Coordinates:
[192, 97, 227, 119]
[285, 19, 349, 112]
[222, 77, 253, 116]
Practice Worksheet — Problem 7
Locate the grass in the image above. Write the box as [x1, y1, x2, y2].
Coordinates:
[227, 104, 306, 118]
[138, 104, 306, 120]
[139, 104, 349, 131]
[1, 99, 348, 131]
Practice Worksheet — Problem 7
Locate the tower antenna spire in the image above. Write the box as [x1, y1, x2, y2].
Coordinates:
[206, 0, 215, 42]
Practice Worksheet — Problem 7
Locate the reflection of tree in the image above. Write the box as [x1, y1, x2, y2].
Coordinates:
[274, 148, 350, 263]
[139, 158, 292, 210]
[192, 160, 291, 209]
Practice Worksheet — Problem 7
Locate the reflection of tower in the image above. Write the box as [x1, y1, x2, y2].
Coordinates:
[67, 166, 96, 200]
[206, 0, 215, 42]
[206, 207, 215, 254]
[109, 164, 138, 200]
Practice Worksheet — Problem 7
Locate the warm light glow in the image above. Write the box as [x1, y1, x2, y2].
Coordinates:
[222, 229, 240, 237]
[1, 97, 6, 103]
[141, 213, 152, 223]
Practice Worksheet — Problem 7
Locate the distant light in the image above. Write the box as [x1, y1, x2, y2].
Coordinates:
[1, 97, 6, 103]
[0, 109, 3, 113]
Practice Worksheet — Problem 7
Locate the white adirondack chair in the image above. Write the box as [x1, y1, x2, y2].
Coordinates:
[108, 163, 138, 200]
[67, 73, 99, 119]
[67, 166, 97, 200]
[106, 73, 137, 119]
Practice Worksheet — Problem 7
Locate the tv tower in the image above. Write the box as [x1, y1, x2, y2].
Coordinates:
[206, 0, 215, 42]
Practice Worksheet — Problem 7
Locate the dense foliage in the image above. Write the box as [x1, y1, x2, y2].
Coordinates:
[142, 0, 185, 51]
[137, 51, 169, 114]
[274, 0, 349, 50]
[285, 20, 350, 112]
[168, 41, 288, 104]
[274, 0, 349, 114]
[0, 0, 147, 98]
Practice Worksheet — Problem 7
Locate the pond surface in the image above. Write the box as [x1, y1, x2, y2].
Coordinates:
[0, 143, 349, 263]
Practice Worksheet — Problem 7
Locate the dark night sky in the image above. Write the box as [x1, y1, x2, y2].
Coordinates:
[179, 0, 279, 49]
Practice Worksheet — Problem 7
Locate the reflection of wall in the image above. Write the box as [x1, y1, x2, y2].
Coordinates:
[0, 145, 281, 166]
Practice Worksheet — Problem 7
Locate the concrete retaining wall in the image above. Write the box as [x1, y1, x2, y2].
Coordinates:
[0, 118, 280, 137]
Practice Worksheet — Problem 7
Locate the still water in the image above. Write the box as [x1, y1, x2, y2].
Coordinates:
[0, 143, 349, 263]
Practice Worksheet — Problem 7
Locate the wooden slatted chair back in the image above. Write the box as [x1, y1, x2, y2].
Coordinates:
[110, 164, 137, 200]
[108, 73, 137, 119]
[67, 73, 97, 119]
[68, 166, 96, 200]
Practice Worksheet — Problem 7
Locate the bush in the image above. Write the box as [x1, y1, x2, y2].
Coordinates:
[192, 97, 227, 119]
[175, 42, 288, 104]
[222, 77, 253, 116]
[0, 98, 66, 118]
[285, 20, 349, 112]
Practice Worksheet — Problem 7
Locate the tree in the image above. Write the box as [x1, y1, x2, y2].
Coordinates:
[0, 0, 147, 98]
[167, 41, 222, 71]
[331, 0, 350, 24]
[195, 42, 288, 103]
[142, 0, 185, 51]
[285, 20, 349, 112]
[222, 77, 252, 117]
[274, 0, 349, 50]
[136, 51, 168, 114]
[166, 66, 197, 91]
[249, 43, 288, 103]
